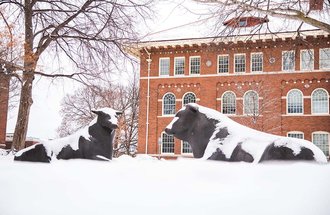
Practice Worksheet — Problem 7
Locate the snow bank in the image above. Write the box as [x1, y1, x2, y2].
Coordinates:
[0, 155, 329, 215]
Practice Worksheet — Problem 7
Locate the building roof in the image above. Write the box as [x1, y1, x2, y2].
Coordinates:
[127, 29, 329, 57]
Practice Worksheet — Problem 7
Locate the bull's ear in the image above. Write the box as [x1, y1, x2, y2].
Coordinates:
[187, 104, 198, 113]
[91, 110, 101, 115]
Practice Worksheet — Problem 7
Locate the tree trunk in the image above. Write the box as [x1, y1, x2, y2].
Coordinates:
[11, 74, 34, 150]
[12, 0, 35, 151]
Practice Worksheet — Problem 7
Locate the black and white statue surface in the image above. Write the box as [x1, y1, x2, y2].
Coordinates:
[14, 108, 121, 162]
[165, 104, 327, 163]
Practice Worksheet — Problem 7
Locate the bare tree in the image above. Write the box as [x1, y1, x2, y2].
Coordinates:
[236, 81, 281, 133]
[57, 75, 139, 157]
[0, 0, 151, 150]
[193, 0, 330, 34]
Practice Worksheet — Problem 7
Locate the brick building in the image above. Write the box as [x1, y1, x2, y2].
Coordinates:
[0, 73, 9, 148]
[132, 29, 330, 159]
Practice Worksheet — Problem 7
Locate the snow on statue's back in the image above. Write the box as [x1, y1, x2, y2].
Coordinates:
[165, 104, 327, 163]
[14, 108, 122, 163]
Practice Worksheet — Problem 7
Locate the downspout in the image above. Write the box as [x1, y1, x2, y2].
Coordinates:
[144, 47, 151, 154]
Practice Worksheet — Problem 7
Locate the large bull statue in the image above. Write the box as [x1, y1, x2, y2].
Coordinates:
[14, 108, 121, 162]
[165, 104, 327, 163]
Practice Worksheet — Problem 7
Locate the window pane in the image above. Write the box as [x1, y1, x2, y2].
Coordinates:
[235, 55, 245, 73]
[183, 93, 196, 106]
[251, 53, 263, 72]
[244, 91, 259, 115]
[174, 57, 185, 75]
[301, 50, 314, 71]
[288, 133, 304, 139]
[320, 48, 330, 69]
[222, 92, 236, 114]
[162, 133, 174, 153]
[159, 58, 170, 76]
[163, 94, 176, 115]
[312, 89, 328, 114]
[282, 51, 295, 71]
[190, 57, 200, 74]
[218, 55, 229, 73]
[287, 90, 303, 114]
[182, 141, 193, 154]
[313, 133, 329, 156]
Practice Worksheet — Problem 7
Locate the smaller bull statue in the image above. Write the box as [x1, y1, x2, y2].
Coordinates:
[165, 104, 327, 163]
[14, 108, 122, 163]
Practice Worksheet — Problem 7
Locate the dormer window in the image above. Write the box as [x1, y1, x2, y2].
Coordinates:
[239, 20, 247, 27]
[223, 16, 269, 28]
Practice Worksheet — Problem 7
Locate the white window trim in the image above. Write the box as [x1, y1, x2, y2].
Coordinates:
[319, 48, 330, 70]
[181, 141, 193, 155]
[174, 56, 185, 76]
[243, 90, 259, 115]
[234, 53, 246, 73]
[251, 52, 263, 73]
[182, 92, 197, 107]
[159, 57, 170, 76]
[286, 89, 304, 115]
[282, 50, 295, 71]
[300, 49, 314, 71]
[162, 93, 176, 116]
[287, 131, 304, 139]
[311, 88, 329, 115]
[189, 56, 201, 75]
[217, 54, 230, 74]
[161, 132, 175, 155]
[221, 91, 237, 115]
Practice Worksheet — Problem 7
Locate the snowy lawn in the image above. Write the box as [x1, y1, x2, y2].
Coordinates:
[0, 154, 329, 215]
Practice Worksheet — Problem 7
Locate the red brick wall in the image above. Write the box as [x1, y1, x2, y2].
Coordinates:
[0, 74, 9, 146]
[138, 34, 330, 157]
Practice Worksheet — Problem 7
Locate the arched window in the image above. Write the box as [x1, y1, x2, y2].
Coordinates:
[287, 89, 303, 114]
[182, 141, 193, 154]
[244, 91, 259, 115]
[222, 91, 236, 114]
[163, 93, 176, 115]
[312, 89, 329, 114]
[161, 133, 174, 154]
[312, 132, 329, 156]
[183, 92, 196, 106]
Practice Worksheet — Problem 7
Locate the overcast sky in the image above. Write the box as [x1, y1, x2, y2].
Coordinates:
[6, 0, 326, 140]
[6, 0, 210, 140]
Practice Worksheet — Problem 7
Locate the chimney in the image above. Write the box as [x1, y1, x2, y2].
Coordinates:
[310, 0, 324, 10]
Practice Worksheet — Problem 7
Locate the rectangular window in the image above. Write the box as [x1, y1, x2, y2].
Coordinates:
[282, 51, 295, 71]
[159, 58, 170, 76]
[251, 53, 263, 72]
[218, 55, 229, 73]
[300, 50, 314, 71]
[234, 54, 246, 73]
[190, 56, 200, 75]
[162, 133, 175, 154]
[320, 48, 330, 69]
[313, 133, 329, 156]
[174, 57, 185, 75]
[287, 132, 304, 139]
[182, 141, 193, 154]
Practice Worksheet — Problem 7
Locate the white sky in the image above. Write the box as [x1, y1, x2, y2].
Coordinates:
[6, 0, 210, 140]
[5, 0, 328, 140]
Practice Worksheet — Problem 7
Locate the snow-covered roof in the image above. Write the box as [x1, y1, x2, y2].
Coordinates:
[128, 29, 329, 57]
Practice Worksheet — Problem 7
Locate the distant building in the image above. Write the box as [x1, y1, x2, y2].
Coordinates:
[4, 133, 40, 150]
[0, 72, 9, 149]
[131, 29, 330, 159]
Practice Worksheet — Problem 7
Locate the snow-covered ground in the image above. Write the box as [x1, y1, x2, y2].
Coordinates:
[0, 153, 329, 215]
